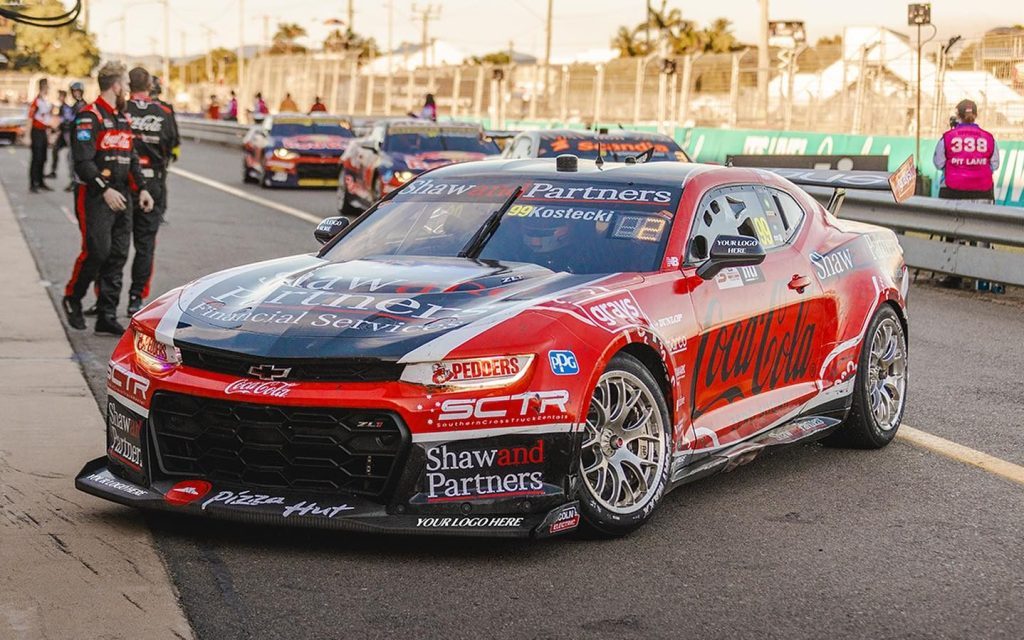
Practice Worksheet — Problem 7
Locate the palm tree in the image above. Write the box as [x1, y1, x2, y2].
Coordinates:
[611, 26, 648, 57]
[271, 23, 308, 55]
[702, 18, 740, 53]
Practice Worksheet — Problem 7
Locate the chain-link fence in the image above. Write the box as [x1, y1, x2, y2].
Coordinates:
[3, 27, 1022, 139]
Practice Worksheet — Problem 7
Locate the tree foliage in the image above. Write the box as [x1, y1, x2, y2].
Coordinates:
[323, 28, 379, 61]
[271, 22, 307, 55]
[611, 1, 743, 57]
[9, 0, 99, 76]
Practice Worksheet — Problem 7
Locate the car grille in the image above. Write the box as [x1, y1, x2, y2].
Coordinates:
[297, 163, 340, 180]
[179, 346, 404, 383]
[150, 392, 408, 497]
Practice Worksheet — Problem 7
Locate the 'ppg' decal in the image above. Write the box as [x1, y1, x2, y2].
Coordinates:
[548, 350, 579, 375]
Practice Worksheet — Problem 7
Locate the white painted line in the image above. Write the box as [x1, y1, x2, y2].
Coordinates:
[168, 166, 322, 224]
[898, 425, 1024, 487]
[59, 204, 77, 226]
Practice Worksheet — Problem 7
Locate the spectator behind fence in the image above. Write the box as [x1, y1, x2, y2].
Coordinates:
[309, 96, 327, 113]
[207, 95, 220, 120]
[278, 93, 298, 112]
[225, 90, 238, 121]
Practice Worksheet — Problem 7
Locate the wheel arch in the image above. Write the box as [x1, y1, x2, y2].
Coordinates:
[613, 342, 675, 427]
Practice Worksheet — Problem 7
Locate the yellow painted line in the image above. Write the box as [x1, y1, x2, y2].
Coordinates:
[898, 425, 1024, 487]
[168, 166, 322, 224]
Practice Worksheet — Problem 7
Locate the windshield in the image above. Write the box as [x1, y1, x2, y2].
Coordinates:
[538, 135, 686, 162]
[270, 119, 353, 137]
[384, 124, 495, 154]
[324, 176, 681, 274]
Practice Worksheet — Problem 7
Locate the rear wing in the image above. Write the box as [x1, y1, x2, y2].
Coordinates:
[753, 155, 917, 214]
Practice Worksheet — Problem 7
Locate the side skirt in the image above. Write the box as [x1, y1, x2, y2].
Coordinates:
[669, 414, 843, 487]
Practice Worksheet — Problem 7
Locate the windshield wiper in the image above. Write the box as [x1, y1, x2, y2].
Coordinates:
[458, 185, 524, 259]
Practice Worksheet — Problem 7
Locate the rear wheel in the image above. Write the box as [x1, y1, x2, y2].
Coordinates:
[823, 305, 907, 449]
[577, 353, 671, 537]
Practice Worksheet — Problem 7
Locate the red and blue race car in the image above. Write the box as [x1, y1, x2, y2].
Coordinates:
[243, 114, 354, 188]
[337, 119, 500, 214]
[77, 155, 911, 538]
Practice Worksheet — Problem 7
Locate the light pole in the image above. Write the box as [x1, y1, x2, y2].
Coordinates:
[907, 3, 931, 173]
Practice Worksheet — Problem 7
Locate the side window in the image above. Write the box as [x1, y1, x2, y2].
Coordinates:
[768, 188, 806, 243]
[506, 136, 527, 158]
[688, 185, 778, 262]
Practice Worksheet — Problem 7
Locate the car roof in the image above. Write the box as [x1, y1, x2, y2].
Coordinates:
[385, 119, 482, 130]
[423, 157, 730, 188]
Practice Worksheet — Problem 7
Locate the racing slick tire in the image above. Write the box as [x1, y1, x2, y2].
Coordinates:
[577, 352, 671, 537]
[242, 161, 257, 184]
[823, 305, 908, 449]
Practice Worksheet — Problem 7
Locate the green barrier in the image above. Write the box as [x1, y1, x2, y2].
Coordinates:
[463, 117, 1024, 207]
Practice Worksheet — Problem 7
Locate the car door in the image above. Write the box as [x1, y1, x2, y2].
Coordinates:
[684, 184, 829, 453]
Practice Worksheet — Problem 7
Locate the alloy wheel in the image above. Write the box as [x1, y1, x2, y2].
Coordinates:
[580, 371, 668, 514]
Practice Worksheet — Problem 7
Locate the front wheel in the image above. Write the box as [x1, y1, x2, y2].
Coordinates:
[823, 305, 908, 449]
[577, 353, 671, 537]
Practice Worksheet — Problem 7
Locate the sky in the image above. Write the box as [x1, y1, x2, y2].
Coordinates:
[80, 0, 1015, 60]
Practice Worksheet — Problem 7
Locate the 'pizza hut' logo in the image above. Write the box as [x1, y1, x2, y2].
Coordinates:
[579, 292, 647, 331]
[164, 480, 212, 506]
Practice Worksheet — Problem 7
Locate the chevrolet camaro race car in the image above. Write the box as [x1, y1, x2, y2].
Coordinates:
[337, 119, 500, 214]
[502, 129, 691, 163]
[242, 114, 354, 188]
[77, 155, 912, 538]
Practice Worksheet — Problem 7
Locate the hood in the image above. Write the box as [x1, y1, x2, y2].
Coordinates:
[276, 134, 351, 156]
[392, 150, 489, 171]
[170, 255, 602, 360]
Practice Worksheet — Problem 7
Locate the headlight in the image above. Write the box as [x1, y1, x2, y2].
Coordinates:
[272, 148, 299, 160]
[401, 355, 534, 389]
[133, 328, 181, 375]
[394, 170, 415, 183]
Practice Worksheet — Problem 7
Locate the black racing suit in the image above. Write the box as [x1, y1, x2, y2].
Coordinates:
[65, 97, 147, 319]
[125, 95, 177, 301]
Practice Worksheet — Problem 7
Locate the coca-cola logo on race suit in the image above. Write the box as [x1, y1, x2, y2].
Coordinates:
[129, 114, 165, 133]
[97, 130, 133, 151]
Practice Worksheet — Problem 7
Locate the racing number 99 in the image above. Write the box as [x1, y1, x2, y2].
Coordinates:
[751, 217, 775, 248]
[507, 205, 535, 217]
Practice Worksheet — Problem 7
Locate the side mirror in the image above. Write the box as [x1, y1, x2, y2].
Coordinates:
[696, 235, 766, 280]
[315, 216, 350, 245]
[361, 140, 379, 152]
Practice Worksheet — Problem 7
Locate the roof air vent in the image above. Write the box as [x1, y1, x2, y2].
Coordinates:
[555, 154, 578, 172]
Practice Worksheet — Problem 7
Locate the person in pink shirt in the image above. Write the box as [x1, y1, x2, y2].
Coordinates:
[932, 99, 1003, 292]
[933, 99, 1000, 202]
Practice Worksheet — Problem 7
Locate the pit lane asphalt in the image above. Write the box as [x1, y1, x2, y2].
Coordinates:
[3, 142, 1022, 640]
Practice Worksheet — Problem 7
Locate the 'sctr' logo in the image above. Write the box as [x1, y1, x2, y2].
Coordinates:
[247, 364, 292, 381]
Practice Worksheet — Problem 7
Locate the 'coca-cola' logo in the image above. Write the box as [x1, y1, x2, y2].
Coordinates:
[224, 379, 297, 398]
[98, 131, 133, 150]
[129, 114, 165, 132]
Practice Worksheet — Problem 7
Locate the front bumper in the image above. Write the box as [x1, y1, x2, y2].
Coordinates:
[76, 458, 579, 538]
[263, 156, 340, 188]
